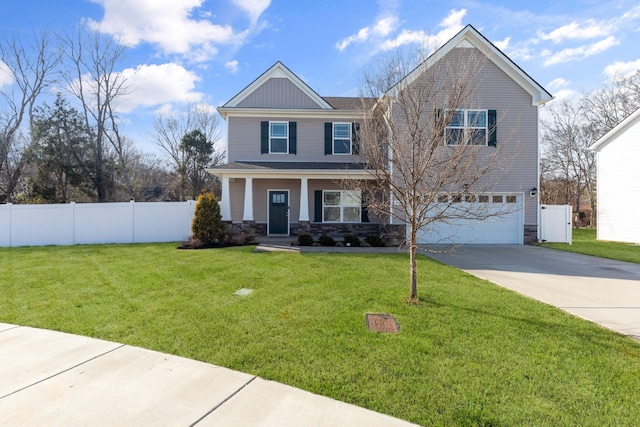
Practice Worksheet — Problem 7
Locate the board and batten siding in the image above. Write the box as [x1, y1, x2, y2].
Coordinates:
[237, 78, 322, 109]
[227, 116, 362, 163]
[596, 114, 640, 244]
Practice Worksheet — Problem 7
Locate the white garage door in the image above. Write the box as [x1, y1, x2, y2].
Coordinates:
[415, 193, 524, 245]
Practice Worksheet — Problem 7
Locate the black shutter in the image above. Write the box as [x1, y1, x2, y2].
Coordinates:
[324, 122, 332, 155]
[289, 121, 297, 154]
[261, 121, 269, 154]
[488, 109, 497, 147]
[314, 190, 323, 222]
[351, 122, 360, 154]
[361, 205, 370, 223]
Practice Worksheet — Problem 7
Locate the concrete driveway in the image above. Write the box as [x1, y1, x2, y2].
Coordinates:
[421, 245, 640, 339]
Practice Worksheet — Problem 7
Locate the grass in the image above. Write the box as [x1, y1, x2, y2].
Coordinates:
[542, 228, 640, 264]
[2, 243, 640, 426]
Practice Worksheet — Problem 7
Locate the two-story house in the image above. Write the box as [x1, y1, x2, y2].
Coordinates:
[209, 25, 552, 244]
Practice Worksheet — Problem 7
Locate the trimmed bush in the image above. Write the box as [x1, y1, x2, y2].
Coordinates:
[191, 193, 226, 245]
[318, 234, 336, 247]
[343, 234, 360, 247]
[297, 233, 315, 246]
[365, 235, 386, 247]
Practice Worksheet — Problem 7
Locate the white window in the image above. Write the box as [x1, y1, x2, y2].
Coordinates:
[323, 190, 361, 222]
[445, 110, 487, 146]
[270, 121, 289, 153]
[333, 123, 352, 154]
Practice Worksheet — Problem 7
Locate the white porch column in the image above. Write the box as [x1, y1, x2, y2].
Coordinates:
[243, 177, 254, 221]
[299, 177, 309, 222]
[220, 176, 231, 221]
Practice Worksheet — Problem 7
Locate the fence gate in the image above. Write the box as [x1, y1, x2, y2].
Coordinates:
[540, 204, 572, 244]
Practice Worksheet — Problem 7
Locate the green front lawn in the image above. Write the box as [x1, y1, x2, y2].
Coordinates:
[542, 228, 640, 264]
[2, 244, 640, 426]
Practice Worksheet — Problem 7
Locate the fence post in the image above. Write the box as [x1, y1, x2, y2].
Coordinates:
[7, 203, 12, 247]
[131, 200, 136, 243]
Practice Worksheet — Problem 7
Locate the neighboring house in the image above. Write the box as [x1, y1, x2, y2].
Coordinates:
[589, 107, 640, 244]
[208, 25, 552, 244]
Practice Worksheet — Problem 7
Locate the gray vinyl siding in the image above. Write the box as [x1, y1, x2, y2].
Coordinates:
[227, 116, 361, 163]
[392, 47, 540, 226]
[237, 78, 323, 109]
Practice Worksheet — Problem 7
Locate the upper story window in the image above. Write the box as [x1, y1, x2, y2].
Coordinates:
[269, 121, 289, 153]
[445, 109, 487, 146]
[261, 121, 297, 155]
[325, 122, 359, 155]
[333, 123, 352, 154]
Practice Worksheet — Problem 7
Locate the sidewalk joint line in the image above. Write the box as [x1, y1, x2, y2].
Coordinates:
[190, 376, 258, 426]
[0, 344, 125, 400]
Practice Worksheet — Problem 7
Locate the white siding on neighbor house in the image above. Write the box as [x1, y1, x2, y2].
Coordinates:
[596, 114, 640, 244]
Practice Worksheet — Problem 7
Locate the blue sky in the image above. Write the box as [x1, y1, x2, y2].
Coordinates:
[1, 0, 640, 154]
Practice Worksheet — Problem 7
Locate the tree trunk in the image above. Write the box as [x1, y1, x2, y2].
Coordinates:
[409, 226, 418, 300]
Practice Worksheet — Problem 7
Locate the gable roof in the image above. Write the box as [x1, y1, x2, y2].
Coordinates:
[220, 61, 333, 110]
[386, 25, 553, 106]
[589, 107, 640, 151]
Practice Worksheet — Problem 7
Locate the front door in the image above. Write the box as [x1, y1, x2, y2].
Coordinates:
[268, 190, 289, 235]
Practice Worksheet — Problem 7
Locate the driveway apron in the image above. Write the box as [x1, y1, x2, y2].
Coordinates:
[421, 245, 640, 339]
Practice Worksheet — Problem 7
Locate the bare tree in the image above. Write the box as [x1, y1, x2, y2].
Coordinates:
[354, 46, 516, 301]
[0, 31, 61, 202]
[540, 99, 597, 222]
[153, 104, 225, 200]
[62, 29, 133, 201]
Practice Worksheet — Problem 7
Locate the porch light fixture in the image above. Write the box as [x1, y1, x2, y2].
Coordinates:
[530, 187, 537, 197]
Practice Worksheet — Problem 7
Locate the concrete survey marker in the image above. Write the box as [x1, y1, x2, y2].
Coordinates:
[234, 288, 253, 296]
[366, 314, 399, 333]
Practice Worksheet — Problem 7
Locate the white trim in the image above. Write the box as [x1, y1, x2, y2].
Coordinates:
[207, 168, 375, 180]
[332, 122, 353, 155]
[217, 107, 366, 120]
[221, 177, 231, 221]
[321, 189, 362, 223]
[589, 107, 640, 151]
[267, 189, 290, 235]
[221, 62, 333, 111]
[242, 177, 254, 221]
[268, 121, 289, 154]
[299, 178, 309, 222]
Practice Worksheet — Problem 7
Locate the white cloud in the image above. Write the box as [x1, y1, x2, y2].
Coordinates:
[87, 0, 247, 61]
[551, 89, 577, 100]
[225, 60, 239, 73]
[538, 20, 609, 44]
[380, 8, 466, 51]
[543, 36, 619, 66]
[547, 77, 570, 90]
[117, 63, 203, 113]
[231, 0, 270, 24]
[603, 58, 640, 78]
[493, 36, 510, 52]
[0, 61, 13, 88]
[336, 15, 399, 51]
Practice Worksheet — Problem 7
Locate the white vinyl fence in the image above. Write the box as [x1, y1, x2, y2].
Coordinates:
[0, 201, 196, 247]
[540, 204, 572, 244]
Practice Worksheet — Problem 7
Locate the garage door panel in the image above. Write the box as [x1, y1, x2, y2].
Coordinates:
[415, 195, 524, 245]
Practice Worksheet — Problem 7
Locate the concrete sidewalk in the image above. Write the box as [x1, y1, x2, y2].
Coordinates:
[0, 323, 418, 427]
[422, 245, 640, 340]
